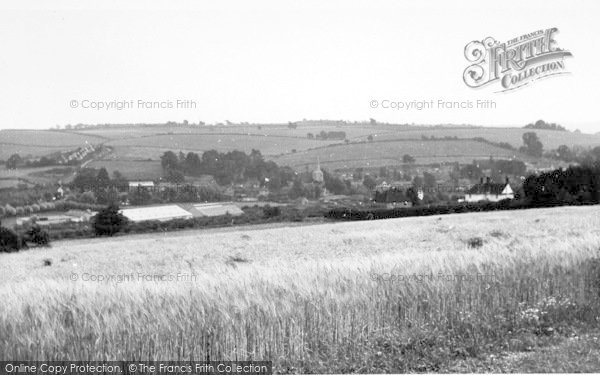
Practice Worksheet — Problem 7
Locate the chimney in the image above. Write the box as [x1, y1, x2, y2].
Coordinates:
[486, 176, 490, 184]
[480, 177, 484, 184]
[505, 176, 510, 185]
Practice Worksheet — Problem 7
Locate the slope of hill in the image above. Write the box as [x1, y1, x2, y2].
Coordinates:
[270, 139, 531, 170]
[0, 129, 106, 159]
[359, 126, 600, 150]
[2, 123, 597, 178]
[1, 206, 599, 371]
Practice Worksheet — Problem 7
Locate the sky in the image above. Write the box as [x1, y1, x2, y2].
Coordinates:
[0, 0, 599, 132]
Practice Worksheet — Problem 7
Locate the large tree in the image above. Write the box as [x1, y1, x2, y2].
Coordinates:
[92, 204, 128, 236]
[520, 132, 544, 158]
[5, 154, 22, 170]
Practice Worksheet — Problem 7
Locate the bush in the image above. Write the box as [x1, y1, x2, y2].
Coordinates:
[466, 237, 484, 248]
[0, 226, 21, 252]
[26, 225, 50, 247]
[5, 205, 16, 216]
[15, 207, 24, 216]
[0, 206, 5, 217]
[92, 204, 129, 236]
[263, 205, 281, 219]
[31, 204, 40, 213]
[79, 191, 97, 204]
[326, 199, 532, 221]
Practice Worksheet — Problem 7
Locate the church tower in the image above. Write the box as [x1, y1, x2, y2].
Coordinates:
[311, 157, 324, 183]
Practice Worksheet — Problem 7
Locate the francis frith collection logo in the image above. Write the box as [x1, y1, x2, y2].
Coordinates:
[463, 28, 572, 92]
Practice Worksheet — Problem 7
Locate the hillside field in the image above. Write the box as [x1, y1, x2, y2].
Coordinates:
[1, 206, 600, 371]
[1, 123, 598, 180]
[0, 130, 106, 159]
[271, 139, 531, 170]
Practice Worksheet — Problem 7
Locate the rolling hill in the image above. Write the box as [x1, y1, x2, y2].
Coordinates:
[1, 122, 599, 180]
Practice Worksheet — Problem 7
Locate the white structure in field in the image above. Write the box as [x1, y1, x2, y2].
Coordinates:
[121, 205, 193, 222]
[193, 203, 244, 217]
[128, 181, 155, 190]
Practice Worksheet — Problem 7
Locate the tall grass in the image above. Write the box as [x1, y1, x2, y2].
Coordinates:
[1, 207, 599, 372]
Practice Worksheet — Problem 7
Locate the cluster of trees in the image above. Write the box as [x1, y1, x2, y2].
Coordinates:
[0, 220, 50, 253]
[129, 185, 225, 206]
[546, 144, 600, 165]
[72, 168, 128, 192]
[1, 200, 105, 218]
[92, 205, 129, 236]
[71, 168, 129, 205]
[524, 119, 567, 131]
[0, 184, 63, 211]
[5, 154, 23, 170]
[516, 129, 600, 164]
[160, 149, 295, 188]
[288, 168, 358, 199]
[306, 131, 347, 140]
[522, 165, 600, 206]
[373, 187, 420, 205]
[5, 153, 81, 170]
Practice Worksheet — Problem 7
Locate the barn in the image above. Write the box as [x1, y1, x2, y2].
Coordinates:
[120, 205, 193, 222]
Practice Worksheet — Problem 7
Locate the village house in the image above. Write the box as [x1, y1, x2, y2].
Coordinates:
[128, 181, 155, 191]
[462, 177, 514, 203]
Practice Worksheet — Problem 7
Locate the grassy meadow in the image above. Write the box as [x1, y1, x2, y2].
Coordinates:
[1, 206, 600, 371]
[271, 139, 528, 170]
[0, 130, 105, 159]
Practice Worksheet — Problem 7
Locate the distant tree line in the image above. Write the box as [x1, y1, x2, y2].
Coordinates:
[524, 119, 567, 131]
[522, 165, 600, 206]
[160, 149, 296, 188]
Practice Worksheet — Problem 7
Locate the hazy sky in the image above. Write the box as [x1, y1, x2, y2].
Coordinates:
[0, 0, 599, 132]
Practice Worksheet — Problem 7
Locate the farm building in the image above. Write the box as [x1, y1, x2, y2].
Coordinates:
[16, 210, 96, 226]
[129, 181, 155, 190]
[463, 177, 514, 203]
[120, 205, 193, 222]
[192, 203, 244, 217]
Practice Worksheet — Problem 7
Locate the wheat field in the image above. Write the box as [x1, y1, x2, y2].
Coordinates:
[1, 206, 599, 371]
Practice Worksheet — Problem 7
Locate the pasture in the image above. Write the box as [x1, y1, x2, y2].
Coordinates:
[350, 126, 600, 150]
[2, 124, 598, 172]
[105, 133, 331, 158]
[1, 206, 599, 371]
[0, 130, 105, 159]
[271, 139, 529, 170]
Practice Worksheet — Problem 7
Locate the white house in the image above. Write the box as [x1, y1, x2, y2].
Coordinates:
[463, 177, 514, 203]
[128, 181, 155, 190]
